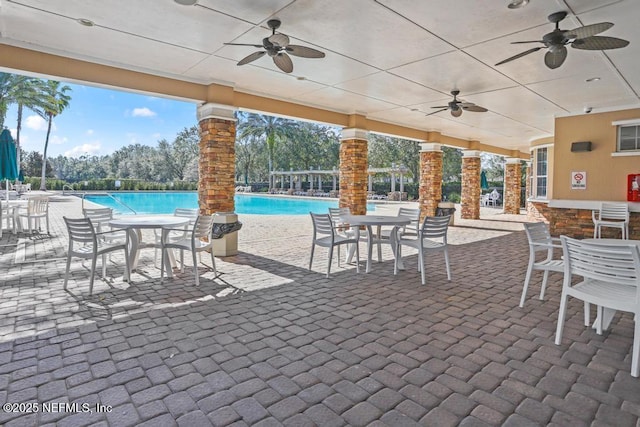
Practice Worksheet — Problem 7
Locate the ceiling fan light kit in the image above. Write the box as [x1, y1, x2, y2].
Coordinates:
[495, 11, 629, 69]
[426, 90, 488, 118]
[508, 0, 529, 10]
[224, 18, 325, 73]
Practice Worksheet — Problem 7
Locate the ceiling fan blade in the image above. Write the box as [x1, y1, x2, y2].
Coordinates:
[511, 40, 545, 44]
[462, 105, 488, 113]
[495, 47, 543, 66]
[451, 109, 463, 117]
[431, 105, 449, 109]
[425, 108, 447, 117]
[286, 45, 326, 58]
[544, 46, 567, 69]
[224, 43, 264, 48]
[572, 36, 630, 50]
[569, 22, 614, 39]
[237, 51, 266, 66]
[268, 33, 290, 47]
[273, 52, 293, 73]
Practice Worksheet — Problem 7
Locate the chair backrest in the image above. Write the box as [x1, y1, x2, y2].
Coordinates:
[311, 212, 335, 238]
[64, 217, 97, 245]
[561, 236, 640, 287]
[175, 208, 199, 218]
[420, 215, 450, 240]
[328, 207, 351, 226]
[524, 222, 553, 246]
[28, 196, 48, 214]
[598, 202, 629, 221]
[192, 215, 215, 239]
[398, 207, 420, 233]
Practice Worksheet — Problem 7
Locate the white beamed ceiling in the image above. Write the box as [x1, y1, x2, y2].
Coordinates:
[1, 0, 639, 153]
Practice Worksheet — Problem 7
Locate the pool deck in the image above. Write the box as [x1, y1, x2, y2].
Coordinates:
[1, 193, 639, 426]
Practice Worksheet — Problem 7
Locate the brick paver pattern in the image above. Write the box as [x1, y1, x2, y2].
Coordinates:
[0, 194, 639, 426]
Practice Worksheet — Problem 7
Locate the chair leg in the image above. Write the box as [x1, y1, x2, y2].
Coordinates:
[160, 247, 166, 283]
[327, 246, 334, 278]
[209, 249, 217, 277]
[309, 244, 315, 271]
[180, 249, 185, 273]
[89, 255, 98, 295]
[419, 245, 425, 285]
[354, 242, 360, 274]
[123, 248, 130, 282]
[632, 316, 640, 377]
[63, 255, 72, 290]
[192, 248, 199, 286]
[443, 248, 451, 281]
[555, 292, 569, 345]
[596, 305, 603, 335]
[539, 271, 549, 300]
[101, 254, 107, 278]
[583, 302, 591, 326]
[520, 255, 535, 308]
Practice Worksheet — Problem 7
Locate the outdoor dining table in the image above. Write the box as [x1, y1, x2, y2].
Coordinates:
[582, 238, 640, 332]
[109, 215, 190, 278]
[342, 214, 412, 273]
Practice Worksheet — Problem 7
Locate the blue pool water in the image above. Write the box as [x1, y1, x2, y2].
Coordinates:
[83, 192, 376, 215]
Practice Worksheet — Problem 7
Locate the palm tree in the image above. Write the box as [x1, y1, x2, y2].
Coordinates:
[237, 112, 298, 190]
[11, 77, 46, 171]
[39, 80, 72, 190]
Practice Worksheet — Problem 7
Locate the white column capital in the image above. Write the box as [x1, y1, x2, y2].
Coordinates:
[197, 102, 237, 122]
[340, 128, 369, 141]
[419, 143, 441, 152]
[505, 157, 522, 164]
[462, 150, 482, 158]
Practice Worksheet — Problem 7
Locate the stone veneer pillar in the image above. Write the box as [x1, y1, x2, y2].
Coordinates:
[504, 158, 522, 214]
[418, 143, 443, 218]
[461, 151, 481, 219]
[197, 103, 236, 214]
[339, 128, 368, 215]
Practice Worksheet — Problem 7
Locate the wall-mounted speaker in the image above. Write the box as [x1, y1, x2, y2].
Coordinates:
[571, 141, 592, 152]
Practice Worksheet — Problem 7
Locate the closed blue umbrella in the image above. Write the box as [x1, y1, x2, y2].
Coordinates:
[18, 169, 24, 183]
[0, 128, 19, 200]
[480, 170, 489, 190]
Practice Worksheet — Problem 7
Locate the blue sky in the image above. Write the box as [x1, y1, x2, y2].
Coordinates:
[5, 83, 199, 158]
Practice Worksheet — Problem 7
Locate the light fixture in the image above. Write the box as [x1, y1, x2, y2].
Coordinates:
[77, 18, 95, 27]
[174, 0, 197, 5]
[508, 0, 529, 9]
[586, 77, 601, 83]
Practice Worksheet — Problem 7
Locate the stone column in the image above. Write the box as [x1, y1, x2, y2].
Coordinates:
[504, 157, 522, 214]
[418, 143, 443, 219]
[197, 102, 236, 214]
[461, 150, 481, 219]
[339, 128, 368, 215]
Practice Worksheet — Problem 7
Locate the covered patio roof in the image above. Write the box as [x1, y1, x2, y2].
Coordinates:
[1, 0, 639, 157]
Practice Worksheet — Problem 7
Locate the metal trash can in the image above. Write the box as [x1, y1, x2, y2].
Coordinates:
[212, 212, 242, 256]
[436, 202, 456, 226]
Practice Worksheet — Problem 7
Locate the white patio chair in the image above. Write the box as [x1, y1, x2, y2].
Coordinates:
[17, 195, 49, 234]
[159, 214, 217, 286]
[310, 212, 359, 278]
[394, 215, 451, 285]
[520, 222, 564, 308]
[154, 208, 199, 266]
[1, 200, 17, 236]
[555, 236, 640, 377]
[374, 207, 421, 262]
[63, 217, 130, 295]
[488, 190, 500, 207]
[592, 202, 629, 239]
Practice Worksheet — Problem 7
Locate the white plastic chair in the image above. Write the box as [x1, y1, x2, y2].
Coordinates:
[154, 208, 199, 266]
[374, 207, 421, 262]
[159, 214, 217, 286]
[520, 222, 564, 308]
[310, 212, 360, 278]
[592, 202, 629, 239]
[18, 195, 50, 234]
[63, 217, 130, 295]
[555, 236, 640, 377]
[1, 200, 17, 236]
[394, 215, 451, 285]
[488, 190, 500, 207]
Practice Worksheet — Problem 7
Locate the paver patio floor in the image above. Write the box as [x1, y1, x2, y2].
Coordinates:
[0, 194, 639, 426]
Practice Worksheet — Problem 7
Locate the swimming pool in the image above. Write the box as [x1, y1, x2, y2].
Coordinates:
[83, 192, 377, 215]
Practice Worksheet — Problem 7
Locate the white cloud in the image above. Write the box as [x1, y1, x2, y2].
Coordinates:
[50, 135, 68, 145]
[131, 107, 156, 117]
[86, 129, 94, 136]
[64, 142, 102, 157]
[24, 115, 50, 131]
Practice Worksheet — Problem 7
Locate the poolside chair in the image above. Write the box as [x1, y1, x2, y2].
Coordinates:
[63, 217, 130, 295]
[555, 236, 640, 377]
[159, 214, 217, 286]
[1, 200, 17, 236]
[17, 195, 49, 234]
[375, 207, 421, 262]
[309, 212, 360, 278]
[520, 222, 564, 308]
[592, 202, 629, 239]
[154, 208, 199, 266]
[394, 215, 451, 285]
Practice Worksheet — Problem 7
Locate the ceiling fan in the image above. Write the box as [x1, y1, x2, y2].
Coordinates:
[224, 18, 325, 73]
[495, 11, 629, 69]
[427, 90, 488, 117]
